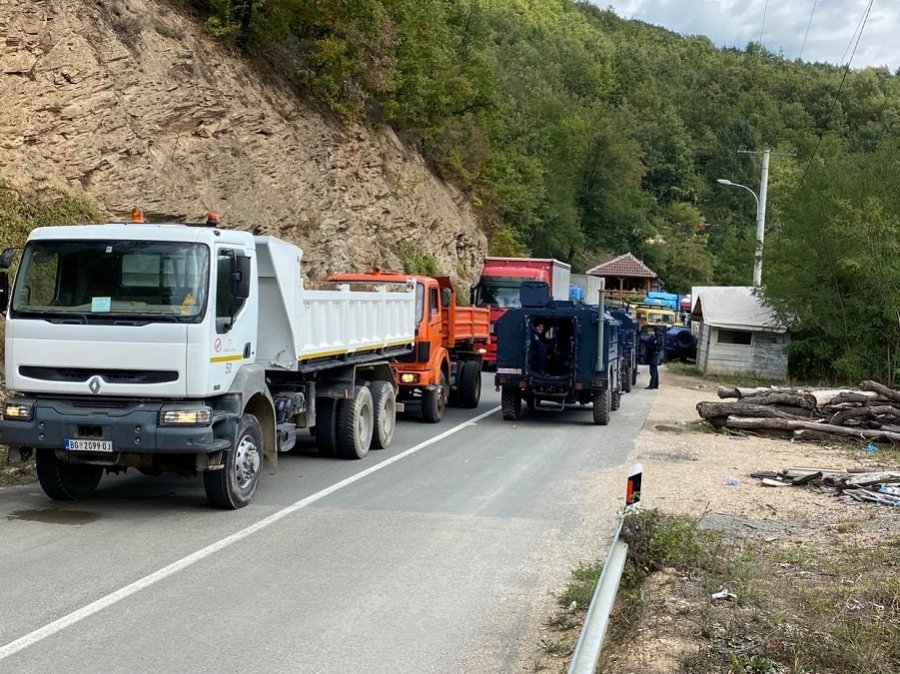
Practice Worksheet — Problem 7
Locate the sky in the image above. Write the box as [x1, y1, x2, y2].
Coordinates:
[593, 1, 897, 71]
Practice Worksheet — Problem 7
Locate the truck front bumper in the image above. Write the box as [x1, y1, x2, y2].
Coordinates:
[0, 397, 229, 454]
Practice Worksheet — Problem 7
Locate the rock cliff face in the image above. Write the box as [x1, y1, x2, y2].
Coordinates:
[0, 0, 486, 284]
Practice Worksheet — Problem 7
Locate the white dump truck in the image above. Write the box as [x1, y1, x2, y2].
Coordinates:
[0, 214, 416, 508]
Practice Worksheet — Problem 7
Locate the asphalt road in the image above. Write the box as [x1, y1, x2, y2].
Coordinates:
[0, 374, 655, 673]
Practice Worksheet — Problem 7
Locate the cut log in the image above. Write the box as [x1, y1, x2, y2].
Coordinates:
[739, 392, 817, 409]
[859, 380, 900, 403]
[716, 386, 773, 399]
[809, 389, 885, 407]
[792, 429, 864, 445]
[828, 404, 900, 425]
[727, 416, 900, 442]
[696, 401, 801, 421]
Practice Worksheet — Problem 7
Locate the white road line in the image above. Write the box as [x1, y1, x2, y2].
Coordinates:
[0, 405, 501, 661]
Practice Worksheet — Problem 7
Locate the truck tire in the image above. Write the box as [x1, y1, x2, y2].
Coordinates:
[370, 381, 396, 450]
[611, 388, 621, 411]
[336, 385, 374, 459]
[204, 414, 263, 509]
[35, 449, 103, 501]
[632, 366, 638, 386]
[592, 389, 611, 426]
[315, 398, 339, 457]
[421, 371, 448, 423]
[501, 386, 521, 420]
[623, 370, 632, 393]
[458, 360, 482, 409]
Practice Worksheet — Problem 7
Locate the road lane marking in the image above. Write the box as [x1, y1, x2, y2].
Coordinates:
[0, 405, 501, 661]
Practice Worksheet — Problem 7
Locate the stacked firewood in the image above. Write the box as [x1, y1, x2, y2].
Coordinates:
[696, 380, 900, 444]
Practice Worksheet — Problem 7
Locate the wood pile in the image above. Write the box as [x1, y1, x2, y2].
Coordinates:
[696, 380, 900, 444]
[750, 467, 900, 507]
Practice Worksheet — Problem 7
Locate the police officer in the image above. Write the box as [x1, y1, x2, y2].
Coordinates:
[530, 321, 549, 375]
[644, 328, 660, 389]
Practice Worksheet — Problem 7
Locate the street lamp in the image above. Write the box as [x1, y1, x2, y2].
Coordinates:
[716, 150, 770, 286]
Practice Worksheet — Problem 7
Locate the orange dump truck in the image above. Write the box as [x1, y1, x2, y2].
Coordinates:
[327, 270, 490, 422]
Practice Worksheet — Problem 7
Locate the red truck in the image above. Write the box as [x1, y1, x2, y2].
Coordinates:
[471, 257, 571, 366]
[327, 270, 490, 423]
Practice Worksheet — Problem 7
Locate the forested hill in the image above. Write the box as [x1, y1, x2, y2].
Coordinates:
[200, 0, 899, 293]
[202, 0, 900, 383]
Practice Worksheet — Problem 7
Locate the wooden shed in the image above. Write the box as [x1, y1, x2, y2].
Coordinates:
[690, 286, 789, 380]
[586, 253, 662, 296]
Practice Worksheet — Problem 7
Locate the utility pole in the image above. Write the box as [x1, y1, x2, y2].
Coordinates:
[736, 148, 777, 286]
[754, 149, 770, 287]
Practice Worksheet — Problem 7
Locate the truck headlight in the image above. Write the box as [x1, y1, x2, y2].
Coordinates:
[399, 373, 419, 384]
[3, 402, 34, 421]
[159, 406, 213, 426]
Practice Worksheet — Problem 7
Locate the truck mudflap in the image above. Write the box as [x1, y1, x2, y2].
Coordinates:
[0, 396, 237, 457]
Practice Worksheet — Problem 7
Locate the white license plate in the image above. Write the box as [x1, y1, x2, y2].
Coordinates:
[65, 439, 114, 452]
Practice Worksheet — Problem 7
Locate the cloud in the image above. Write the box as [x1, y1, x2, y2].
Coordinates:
[594, 0, 898, 69]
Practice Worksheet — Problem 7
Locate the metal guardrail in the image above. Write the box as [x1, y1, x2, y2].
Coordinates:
[567, 464, 642, 674]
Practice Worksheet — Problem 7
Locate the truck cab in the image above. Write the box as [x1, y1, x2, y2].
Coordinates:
[471, 257, 571, 366]
[327, 270, 489, 422]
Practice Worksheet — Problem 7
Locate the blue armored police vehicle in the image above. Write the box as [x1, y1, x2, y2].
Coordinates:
[494, 282, 621, 425]
[609, 308, 639, 393]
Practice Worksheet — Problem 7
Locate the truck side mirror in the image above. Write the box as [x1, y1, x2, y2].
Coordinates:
[232, 255, 251, 300]
[0, 248, 16, 269]
[441, 287, 451, 307]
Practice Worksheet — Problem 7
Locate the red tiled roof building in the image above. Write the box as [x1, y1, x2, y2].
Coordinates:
[586, 253, 662, 293]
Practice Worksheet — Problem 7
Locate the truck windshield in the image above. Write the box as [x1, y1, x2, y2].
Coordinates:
[11, 240, 209, 323]
[474, 277, 524, 308]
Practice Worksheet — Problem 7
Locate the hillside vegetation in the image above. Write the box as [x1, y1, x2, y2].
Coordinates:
[193, 0, 900, 383]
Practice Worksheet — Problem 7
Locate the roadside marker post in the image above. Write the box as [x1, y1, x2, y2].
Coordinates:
[567, 463, 642, 674]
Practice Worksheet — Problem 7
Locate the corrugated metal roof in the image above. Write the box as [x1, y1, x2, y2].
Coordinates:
[586, 253, 658, 278]
[690, 286, 787, 332]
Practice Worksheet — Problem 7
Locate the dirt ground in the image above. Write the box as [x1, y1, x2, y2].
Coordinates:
[532, 365, 900, 674]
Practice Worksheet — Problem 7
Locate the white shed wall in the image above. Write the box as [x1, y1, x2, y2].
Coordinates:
[696, 324, 789, 379]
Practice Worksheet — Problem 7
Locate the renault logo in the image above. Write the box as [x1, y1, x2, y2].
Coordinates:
[88, 376, 102, 395]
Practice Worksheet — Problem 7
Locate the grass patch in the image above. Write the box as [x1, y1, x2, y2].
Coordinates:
[665, 362, 785, 388]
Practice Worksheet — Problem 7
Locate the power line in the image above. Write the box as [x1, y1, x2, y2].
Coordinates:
[795, 0, 875, 196]
[758, 0, 768, 46]
[798, 0, 818, 61]
[839, 3, 869, 66]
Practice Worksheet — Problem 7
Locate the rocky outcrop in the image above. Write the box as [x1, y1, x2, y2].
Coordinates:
[0, 0, 486, 284]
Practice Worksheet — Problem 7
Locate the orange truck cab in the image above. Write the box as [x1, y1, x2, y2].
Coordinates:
[327, 269, 490, 423]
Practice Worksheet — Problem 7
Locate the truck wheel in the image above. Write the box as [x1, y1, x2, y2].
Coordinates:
[632, 366, 638, 386]
[458, 360, 482, 409]
[204, 414, 263, 509]
[623, 368, 632, 393]
[370, 381, 396, 450]
[501, 386, 521, 421]
[35, 449, 102, 501]
[336, 385, 374, 459]
[611, 388, 621, 411]
[315, 398, 339, 457]
[592, 389, 611, 426]
[421, 371, 448, 423]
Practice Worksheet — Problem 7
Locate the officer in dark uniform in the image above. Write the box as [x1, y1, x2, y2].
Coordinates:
[530, 321, 549, 375]
[643, 328, 661, 389]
